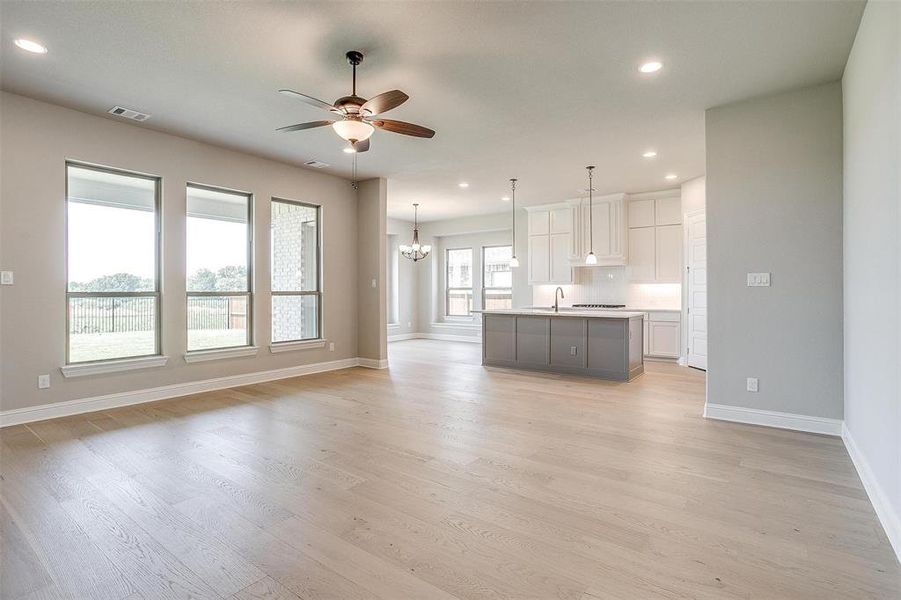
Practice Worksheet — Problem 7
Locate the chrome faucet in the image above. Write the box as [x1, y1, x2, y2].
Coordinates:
[554, 287, 565, 312]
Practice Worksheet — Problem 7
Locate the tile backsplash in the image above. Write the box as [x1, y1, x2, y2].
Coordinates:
[532, 266, 681, 309]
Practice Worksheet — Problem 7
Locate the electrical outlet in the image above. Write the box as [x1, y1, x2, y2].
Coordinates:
[747, 272, 770, 287]
[37, 374, 50, 389]
[0, 271, 13, 285]
[328, 342, 335, 352]
[746, 377, 759, 392]
[371, 278, 377, 289]
[570, 346, 577, 356]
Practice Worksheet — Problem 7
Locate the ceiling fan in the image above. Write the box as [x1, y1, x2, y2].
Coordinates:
[277, 50, 435, 153]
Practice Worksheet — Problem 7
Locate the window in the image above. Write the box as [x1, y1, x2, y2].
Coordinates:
[186, 184, 252, 351]
[446, 248, 473, 316]
[271, 198, 320, 343]
[483, 245, 513, 310]
[66, 163, 161, 363]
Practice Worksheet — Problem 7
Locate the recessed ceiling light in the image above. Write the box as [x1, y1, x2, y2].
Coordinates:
[501, 196, 510, 202]
[642, 151, 657, 158]
[458, 182, 469, 188]
[342, 147, 356, 154]
[14, 38, 48, 54]
[665, 173, 678, 180]
[639, 61, 663, 74]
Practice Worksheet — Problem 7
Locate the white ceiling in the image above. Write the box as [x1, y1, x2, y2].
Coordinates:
[1, 1, 863, 221]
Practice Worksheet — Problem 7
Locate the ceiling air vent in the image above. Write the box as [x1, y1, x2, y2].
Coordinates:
[303, 160, 330, 169]
[108, 106, 151, 122]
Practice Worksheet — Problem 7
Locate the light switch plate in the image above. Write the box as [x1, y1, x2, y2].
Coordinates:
[371, 278, 377, 289]
[747, 272, 770, 287]
[0, 271, 13, 285]
[746, 377, 759, 392]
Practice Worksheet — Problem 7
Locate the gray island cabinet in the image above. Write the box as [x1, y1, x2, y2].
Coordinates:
[478, 309, 644, 381]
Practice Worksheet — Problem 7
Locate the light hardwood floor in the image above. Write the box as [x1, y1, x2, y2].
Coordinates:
[1, 339, 899, 599]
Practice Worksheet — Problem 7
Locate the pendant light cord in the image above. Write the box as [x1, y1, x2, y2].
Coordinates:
[510, 178, 517, 255]
[587, 166, 595, 253]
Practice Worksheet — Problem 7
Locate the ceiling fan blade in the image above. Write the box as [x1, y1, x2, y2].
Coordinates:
[276, 120, 335, 132]
[360, 90, 409, 116]
[278, 89, 340, 113]
[352, 138, 370, 153]
[370, 119, 435, 138]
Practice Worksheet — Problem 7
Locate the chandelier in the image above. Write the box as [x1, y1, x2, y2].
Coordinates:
[399, 203, 431, 262]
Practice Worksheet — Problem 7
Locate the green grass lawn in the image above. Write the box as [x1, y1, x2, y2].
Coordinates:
[69, 329, 248, 362]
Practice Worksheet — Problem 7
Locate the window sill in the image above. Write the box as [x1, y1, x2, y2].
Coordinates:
[432, 320, 480, 329]
[184, 346, 259, 363]
[60, 355, 169, 378]
[269, 339, 326, 353]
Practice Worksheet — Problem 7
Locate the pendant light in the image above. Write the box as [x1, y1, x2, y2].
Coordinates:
[509, 178, 520, 268]
[585, 166, 598, 265]
[399, 203, 431, 262]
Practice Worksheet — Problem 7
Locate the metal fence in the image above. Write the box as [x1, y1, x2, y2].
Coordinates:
[188, 296, 247, 331]
[69, 296, 247, 334]
[69, 296, 155, 334]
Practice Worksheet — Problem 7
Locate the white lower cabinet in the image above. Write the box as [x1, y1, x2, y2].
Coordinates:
[645, 311, 681, 358]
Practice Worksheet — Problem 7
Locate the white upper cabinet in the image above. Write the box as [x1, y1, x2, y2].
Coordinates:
[655, 225, 682, 282]
[578, 193, 627, 266]
[527, 206, 572, 284]
[628, 226, 655, 281]
[529, 235, 549, 283]
[549, 233, 572, 283]
[526, 194, 626, 279]
[549, 207, 570, 234]
[529, 209, 549, 235]
[628, 199, 655, 228]
[627, 193, 682, 283]
[655, 197, 682, 226]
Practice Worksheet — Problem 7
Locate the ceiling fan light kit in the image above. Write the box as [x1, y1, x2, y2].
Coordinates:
[332, 119, 374, 142]
[277, 50, 435, 153]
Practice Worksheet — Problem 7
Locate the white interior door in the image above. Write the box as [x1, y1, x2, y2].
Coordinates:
[686, 211, 707, 370]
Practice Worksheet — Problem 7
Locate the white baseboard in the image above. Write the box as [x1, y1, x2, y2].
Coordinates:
[703, 402, 842, 436]
[387, 333, 418, 342]
[387, 332, 481, 344]
[842, 423, 901, 563]
[357, 357, 389, 369]
[421, 333, 481, 343]
[0, 357, 363, 428]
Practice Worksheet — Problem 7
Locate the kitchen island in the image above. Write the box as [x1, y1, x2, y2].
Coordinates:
[476, 309, 644, 381]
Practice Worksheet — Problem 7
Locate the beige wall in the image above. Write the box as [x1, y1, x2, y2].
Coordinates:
[842, 0, 900, 556]
[706, 82, 844, 419]
[681, 176, 706, 214]
[356, 178, 387, 360]
[387, 218, 419, 336]
[0, 92, 359, 412]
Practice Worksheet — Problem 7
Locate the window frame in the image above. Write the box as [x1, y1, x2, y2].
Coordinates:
[270, 197, 322, 345]
[185, 182, 254, 353]
[481, 244, 513, 311]
[445, 246, 474, 318]
[64, 161, 163, 365]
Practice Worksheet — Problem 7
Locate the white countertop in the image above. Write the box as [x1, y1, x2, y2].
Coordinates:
[474, 309, 645, 319]
[528, 305, 681, 313]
